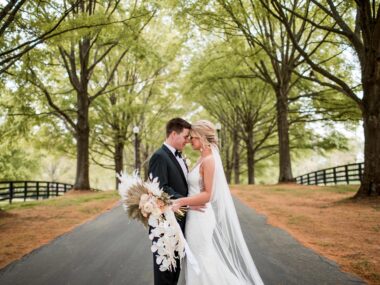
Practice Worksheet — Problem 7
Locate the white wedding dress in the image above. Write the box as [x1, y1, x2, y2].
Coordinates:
[181, 146, 264, 285]
[184, 162, 240, 284]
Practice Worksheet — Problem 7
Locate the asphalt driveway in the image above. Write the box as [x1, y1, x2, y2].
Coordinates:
[0, 199, 365, 285]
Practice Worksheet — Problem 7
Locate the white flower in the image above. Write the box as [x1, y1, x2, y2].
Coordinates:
[162, 259, 170, 268]
[160, 264, 168, 271]
[151, 207, 162, 217]
[139, 194, 150, 209]
[148, 215, 159, 227]
[156, 255, 164, 265]
[143, 202, 154, 213]
[151, 243, 158, 252]
[150, 226, 164, 238]
[118, 171, 189, 273]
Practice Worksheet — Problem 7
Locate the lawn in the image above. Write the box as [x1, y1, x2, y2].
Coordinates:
[232, 184, 380, 285]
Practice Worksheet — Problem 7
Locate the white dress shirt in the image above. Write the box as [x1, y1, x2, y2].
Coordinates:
[164, 142, 188, 178]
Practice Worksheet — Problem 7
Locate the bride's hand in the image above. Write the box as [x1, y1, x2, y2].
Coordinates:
[189, 205, 206, 212]
[171, 199, 184, 213]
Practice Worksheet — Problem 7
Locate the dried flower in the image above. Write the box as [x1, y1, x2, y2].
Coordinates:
[118, 171, 191, 272]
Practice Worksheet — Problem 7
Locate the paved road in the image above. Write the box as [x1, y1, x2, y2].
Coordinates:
[0, 199, 365, 285]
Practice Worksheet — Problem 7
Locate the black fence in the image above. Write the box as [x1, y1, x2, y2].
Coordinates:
[0, 181, 73, 204]
[295, 162, 364, 185]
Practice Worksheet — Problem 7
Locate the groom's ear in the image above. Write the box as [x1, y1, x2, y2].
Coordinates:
[167, 130, 177, 139]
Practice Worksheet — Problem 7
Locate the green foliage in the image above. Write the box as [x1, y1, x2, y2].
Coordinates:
[0, 0, 366, 186]
[0, 141, 40, 180]
[89, 12, 188, 174]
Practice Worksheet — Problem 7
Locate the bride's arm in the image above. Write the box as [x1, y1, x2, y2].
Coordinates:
[173, 157, 215, 210]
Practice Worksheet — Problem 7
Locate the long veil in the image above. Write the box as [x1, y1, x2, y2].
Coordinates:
[210, 145, 264, 285]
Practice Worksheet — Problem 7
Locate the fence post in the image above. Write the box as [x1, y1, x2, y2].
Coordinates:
[358, 163, 363, 182]
[333, 168, 337, 184]
[300, 176, 303, 184]
[9, 182, 13, 204]
[314, 172, 318, 185]
[307, 173, 310, 185]
[56, 183, 59, 196]
[323, 170, 327, 185]
[24, 181, 27, 201]
[36, 182, 39, 200]
[345, 165, 349, 184]
[47, 182, 50, 199]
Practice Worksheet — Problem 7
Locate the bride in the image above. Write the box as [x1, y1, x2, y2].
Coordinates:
[173, 120, 264, 285]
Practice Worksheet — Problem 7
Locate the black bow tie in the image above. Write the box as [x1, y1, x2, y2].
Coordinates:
[175, 150, 182, 158]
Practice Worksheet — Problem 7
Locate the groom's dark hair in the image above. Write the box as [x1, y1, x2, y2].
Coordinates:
[166, 118, 191, 137]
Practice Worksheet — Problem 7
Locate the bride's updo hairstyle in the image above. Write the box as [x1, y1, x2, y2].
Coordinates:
[191, 120, 219, 148]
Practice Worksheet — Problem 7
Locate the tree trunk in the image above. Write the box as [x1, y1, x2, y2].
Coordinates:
[233, 129, 240, 184]
[276, 90, 295, 183]
[114, 140, 124, 190]
[246, 130, 255, 184]
[74, 94, 90, 190]
[142, 143, 150, 180]
[355, 57, 380, 197]
[134, 134, 141, 174]
[356, 112, 380, 196]
[223, 134, 233, 183]
[73, 36, 91, 190]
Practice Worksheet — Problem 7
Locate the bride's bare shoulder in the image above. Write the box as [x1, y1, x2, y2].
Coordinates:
[201, 155, 215, 171]
[202, 155, 214, 163]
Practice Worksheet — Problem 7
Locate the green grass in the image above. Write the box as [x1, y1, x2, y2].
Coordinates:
[320, 185, 359, 194]
[0, 191, 118, 212]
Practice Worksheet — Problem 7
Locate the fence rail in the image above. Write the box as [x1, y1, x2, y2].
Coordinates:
[0, 181, 73, 204]
[295, 162, 364, 185]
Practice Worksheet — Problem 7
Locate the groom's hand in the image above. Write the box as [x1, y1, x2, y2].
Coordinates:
[189, 205, 206, 212]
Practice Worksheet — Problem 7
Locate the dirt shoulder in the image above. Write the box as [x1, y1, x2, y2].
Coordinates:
[231, 184, 380, 285]
[0, 190, 119, 269]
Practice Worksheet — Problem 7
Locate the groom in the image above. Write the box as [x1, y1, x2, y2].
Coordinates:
[148, 117, 191, 285]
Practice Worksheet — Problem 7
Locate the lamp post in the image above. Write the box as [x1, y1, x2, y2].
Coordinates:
[215, 122, 222, 148]
[133, 126, 140, 173]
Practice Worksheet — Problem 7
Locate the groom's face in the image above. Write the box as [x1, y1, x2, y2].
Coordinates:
[172, 128, 190, 151]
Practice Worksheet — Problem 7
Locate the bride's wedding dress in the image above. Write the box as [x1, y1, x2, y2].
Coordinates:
[183, 146, 264, 285]
[184, 162, 240, 284]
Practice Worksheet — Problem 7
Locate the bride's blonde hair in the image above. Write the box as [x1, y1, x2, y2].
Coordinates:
[191, 120, 219, 148]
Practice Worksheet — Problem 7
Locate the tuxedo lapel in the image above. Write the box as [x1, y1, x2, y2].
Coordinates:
[162, 145, 188, 187]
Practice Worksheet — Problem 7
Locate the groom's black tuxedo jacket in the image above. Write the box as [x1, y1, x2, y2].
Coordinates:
[148, 144, 188, 200]
[149, 145, 188, 285]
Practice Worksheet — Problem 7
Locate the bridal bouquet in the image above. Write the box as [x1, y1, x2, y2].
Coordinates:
[117, 172, 198, 273]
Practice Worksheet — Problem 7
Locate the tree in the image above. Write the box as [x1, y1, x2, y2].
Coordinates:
[0, 140, 40, 180]
[266, 0, 380, 197]
[0, 1, 121, 76]
[182, 0, 326, 182]
[206, 79, 278, 184]
[90, 14, 185, 188]
[184, 42, 278, 184]
[20, 0, 156, 189]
